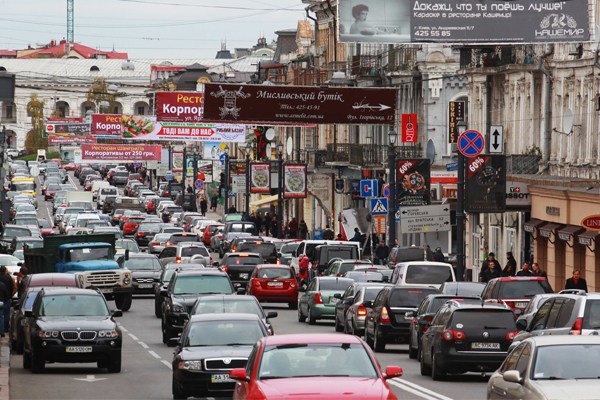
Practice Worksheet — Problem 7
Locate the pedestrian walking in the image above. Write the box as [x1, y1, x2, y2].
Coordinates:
[481, 261, 501, 282]
[503, 252, 517, 276]
[565, 269, 588, 292]
[531, 262, 547, 278]
[200, 196, 208, 216]
[298, 220, 308, 239]
[433, 247, 445, 263]
[479, 252, 501, 282]
[375, 242, 390, 266]
[288, 217, 298, 238]
[210, 195, 218, 212]
[0, 266, 13, 333]
[0, 280, 9, 338]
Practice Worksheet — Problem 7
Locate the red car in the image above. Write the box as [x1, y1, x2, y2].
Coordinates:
[63, 163, 76, 171]
[247, 265, 298, 309]
[230, 333, 403, 400]
[202, 223, 224, 246]
[481, 276, 554, 316]
[122, 216, 146, 236]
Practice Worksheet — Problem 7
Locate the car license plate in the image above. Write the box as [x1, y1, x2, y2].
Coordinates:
[267, 282, 283, 287]
[138, 284, 153, 289]
[211, 374, 233, 383]
[515, 302, 528, 309]
[239, 273, 249, 280]
[66, 346, 92, 353]
[98, 288, 113, 293]
[471, 342, 500, 350]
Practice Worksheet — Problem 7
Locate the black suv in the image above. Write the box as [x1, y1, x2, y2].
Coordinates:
[236, 241, 277, 264]
[154, 263, 205, 318]
[22, 288, 123, 373]
[364, 285, 438, 352]
[312, 245, 359, 274]
[218, 252, 263, 290]
[420, 301, 517, 380]
[160, 269, 235, 344]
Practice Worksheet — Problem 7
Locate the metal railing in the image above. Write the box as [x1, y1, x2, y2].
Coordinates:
[459, 46, 541, 70]
[320, 143, 421, 167]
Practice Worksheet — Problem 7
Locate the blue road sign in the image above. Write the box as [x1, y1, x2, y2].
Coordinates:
[195, 179, 204, 190]
[382, 184, 390, 199]
[360, 179, 378, 198]
[446, 162, 458, 171]
[458, 129, 485, 157]
[370, 197, 388, 216]
[219, 153, 226, 165]
[166, 172, 173, 182]
[133, 162, 142, 168]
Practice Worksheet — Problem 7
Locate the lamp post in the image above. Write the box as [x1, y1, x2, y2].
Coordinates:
[387, 129, 397, 249]
[245, 142, 251, 219]
[456, 120, 468, 281]
[192, 148, 198, 212]
[223, 146, 230, 213]
[277, 142, 284, 239]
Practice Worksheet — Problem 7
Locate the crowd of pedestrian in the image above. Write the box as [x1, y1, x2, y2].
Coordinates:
[479, 251, 550, 283]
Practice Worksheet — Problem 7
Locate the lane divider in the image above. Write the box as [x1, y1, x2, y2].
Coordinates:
[389, 378, 454, 400]
[118, 323, 172, 371]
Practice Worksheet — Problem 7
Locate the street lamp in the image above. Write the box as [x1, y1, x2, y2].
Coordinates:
[277, 142, 284, 239]
[245, 142, 251, 219]
[456, 120, 468, 281]
[387, 129, 397, 249]
[223, 145, 230, 213]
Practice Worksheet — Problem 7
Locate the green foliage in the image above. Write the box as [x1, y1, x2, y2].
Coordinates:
[87, 77, 115, 112]
[25, 94, 47, 153]
[523, 146, 542, 157]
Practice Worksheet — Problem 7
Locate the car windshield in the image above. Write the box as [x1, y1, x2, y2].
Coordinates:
[238, 243, 276, 259]
[582, 300, 600, 329]
[225, 256, 261, 267]
[139, 223, 162, 233]
[124, 257, 161, 271]
[12, 182, 35, 191]
[39, 294, 109, 317]
[280, 243, 299, 254]
[2, 227, 31, 238]
[116, 240, 140, 252]
[14, 218, 38, 226]
[533, 344, 600, 380]
[405, 265, 453, 285]
[186, 320, 264, 347]
[256, 268, 292, 279]
[193, 299, 262, 316]
[169, 235, 199, 244]
[318, 279, 353, 291]
[173, 276, 233, 295]
[181, 247, 209, 257]
[38, 220, 52, 229]
[344, 271, 385, 282]
[497, 280, 553, 298]
[258, 343, 377, 379]
[68, 247, 111, 262]
[390, 288, 438, 308]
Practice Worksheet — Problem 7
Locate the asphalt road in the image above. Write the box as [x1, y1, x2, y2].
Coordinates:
[10, 172, 489, 400]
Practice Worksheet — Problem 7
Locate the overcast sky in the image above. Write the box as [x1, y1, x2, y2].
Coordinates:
[0, 0, 306, 59]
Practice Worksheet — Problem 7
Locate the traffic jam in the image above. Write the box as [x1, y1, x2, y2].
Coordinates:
[5, 153, 600, 400]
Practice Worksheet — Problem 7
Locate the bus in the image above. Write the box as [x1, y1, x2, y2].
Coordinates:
[10, 176, 36, 197]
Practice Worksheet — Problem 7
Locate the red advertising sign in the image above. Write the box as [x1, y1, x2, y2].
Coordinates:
[48, 135, 96, 145]
[581, 215, 600, 231]
[203, 83, 397, 125]
[156, 92, 204, 123]
[91, 114, 122, 136]
[401, 114, 417, 143]
[250, 163, 271, 193]
[80, 144, 161, 162]
[283, 164, 307, 198]
[47, 117, 83, 123]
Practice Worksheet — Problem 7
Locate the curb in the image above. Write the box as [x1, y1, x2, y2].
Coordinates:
[0, 337, 9, 400]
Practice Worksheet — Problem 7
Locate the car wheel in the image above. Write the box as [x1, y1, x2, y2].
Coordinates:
[308, 307, 317, 325]
[23, 349, 31, 369]
[288, 301, 298, 310]
[297, 305, 306, 322]
[419, 349, 431, 376]
[161, 318, 170, 344]
[31, 350, 45, 373]
[108, 353, 122, 373]
[115, 293, 132, 312]
[334, 315, 344, 332]
[155, 300, 162, 318]
[431, 352, 446, 381]
[172, 376, 187, 400]
[373, 328, 386, 352]
[408, 340, 418, 359]
[365, 328, 374, 349]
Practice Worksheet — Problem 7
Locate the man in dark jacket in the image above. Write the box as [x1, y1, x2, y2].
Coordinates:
[0, 266, 13, 334]
[375, 242, 390, 265]
[565, 270, 588, 292]
[503, 252, 517, 276]
[516, 262, 533, 277]
[350, 228, 362, 242]
[481, 261, 502, 283]
[479, 252, 501, 282]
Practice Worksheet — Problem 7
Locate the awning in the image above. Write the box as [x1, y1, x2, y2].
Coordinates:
[539, 223, 563, 239]
[578, 230, 600, 247]
[524, 219, 546, 233]
[557, 225, 585, 242]
[249, 195, 278, 208]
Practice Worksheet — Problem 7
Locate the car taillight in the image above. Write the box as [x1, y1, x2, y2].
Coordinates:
[136, 232, 145, 237]
[176, 256, 181, 263]
[505, 331, 518, 341]
[357, 304, 367, 317]
[150, 242, 159, 246]
[570, 317, 583, 335]
[380, 307, 391, 324]
[166, 242, 172, 246]
[442, 329, 466, 341]
[221, 266, 228, 273]
[231, 246, 236, 252]
[314, 292, 323, 304]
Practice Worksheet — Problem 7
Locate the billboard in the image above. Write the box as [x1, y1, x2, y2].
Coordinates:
[156, 92, 204, 123]
[250, 163, 271, 194]
[49, 135, 96, 145]
[396, 159, 431, 206]
[203, 83, 397, 125]
[448, 101, 465, 144]
[283, 164, 307, 198]
[466, 154, 506, 212]
[79, 144, 161, 163]
[338, 0, 590, 44]
[91, 114, 122, 137]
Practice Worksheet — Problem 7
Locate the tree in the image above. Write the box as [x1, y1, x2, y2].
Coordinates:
[87, 77, 116, 113]
[25, 94, 46, 153]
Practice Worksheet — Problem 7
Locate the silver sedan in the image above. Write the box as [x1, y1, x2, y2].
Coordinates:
[148, 233, 171, 254]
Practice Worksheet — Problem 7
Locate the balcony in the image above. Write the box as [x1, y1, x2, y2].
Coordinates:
[507, 155, 541, 175]
[459, 46, 541, 70]
[351, 55, 381, 78]
[322, 143, 420, 168]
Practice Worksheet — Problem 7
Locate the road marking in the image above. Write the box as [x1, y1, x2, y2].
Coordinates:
[389, 379, 453, 400]
[128, 333, 139, 341]
[161, 360, 172, 369]
[139, 341, 149, 349]
[148, 350, 161, 359]
[74, 375, 108, 383]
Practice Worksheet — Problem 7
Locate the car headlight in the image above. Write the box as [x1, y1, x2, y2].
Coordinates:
[172, 303, 186, 313]
[178, 360, 203, 371]
[98, 329, 119, 338]
[39, 330, 59, 338]
[77, 274, 85, 287]
[123, 272, 131, 286]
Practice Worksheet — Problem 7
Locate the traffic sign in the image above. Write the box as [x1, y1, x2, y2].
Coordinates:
[219, 153, 227, 165]
[489, 125, 504, 154]
[360, 179, 378, 198]
[395, 209, 401, 222]
[458, 129, 485, 157]
[370, 197, 388, 216]
[399, 204, 451, 234]
[133, 162, 142, 168]
[165, 172, 174, 181]
[382, 184, 390, 199]
[374, 215, 386, 234]
[195, 179, 204, 190]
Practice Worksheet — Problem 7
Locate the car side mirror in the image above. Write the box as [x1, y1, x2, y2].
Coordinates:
[410, 310, 417, 318]
[229, 368, 249, 382]
[24, 310, 34, 318]
[267, 311, 278, 319]
[112, 310, 123, 318]
[212, 261, 220, 267]
[363, 300, 373, 308]
[515, 318, 528, 331]
[160, 289, 168, 298]
[343, 296, 355, 305]
[298, 286, 306, 293]
[167, 337, 181, 347]
[333, 293, 342, 299]
[503, 370, 522, 384]
[384, 366, 403, 379]
[236, 287, 246, 295]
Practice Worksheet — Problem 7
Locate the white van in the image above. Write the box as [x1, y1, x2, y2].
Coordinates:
[390, 261, 456, 290]
[37, 149, 47, 162]
[97, 186, 119, 209]
[290, 239, 361, 273]
[91, 181, 112, 201]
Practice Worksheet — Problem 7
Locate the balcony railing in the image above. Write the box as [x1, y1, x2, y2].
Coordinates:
[459, 46, 541, 70]
[507, 155, 541, 175]
[322, 143, 420, 167]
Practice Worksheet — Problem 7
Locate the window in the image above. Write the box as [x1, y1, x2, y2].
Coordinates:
[582, 300, 600, 329]
[514, 344, 531, 376]
[530, 299, 554, 331]
[137, 105, 145, 115]
[545, 299, 564, 328]
[501, 343, 524, 372]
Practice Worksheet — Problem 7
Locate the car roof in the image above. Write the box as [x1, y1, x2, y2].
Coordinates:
[522, 335, 600, 346]
[264, 333, 363, 346]
[175, 269, 227, 277]
[448, 302, 510, 311]
[316, 277, 354, 283]
[40, 287, 101, 296]
[226, 252, 261, 258]
[164, 263, 205, 270]
[29, 273, 78, 286]
[122, 253, 158, 259]
[196, 294, 257, 302]
[255, 264, 292, 269]
[490, 276, 548, 282]
[189, 313, 261, 323]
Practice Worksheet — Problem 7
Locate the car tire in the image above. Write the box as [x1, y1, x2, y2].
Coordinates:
[288, 301, 298, 310]
[431, 352, 446, 381]
[419, 349, 431, 376]
[172, 376, 186, 400]
[155, 299, 162, 318]
[108, 353, 122, 373]
[408, 340, 418, 359]
[365, 329, 374, 349]
[162, 319, 171, 344]
[31, 350, 45, 373]
[23, 349, 31, 369]
[308, 307, 317, 325]
[334, 315, 344, 332]
[16, 337, 24, 355]
[115, 293, 132, 312]
[297, 306, 306, 323]
[373, 328, 386, 352]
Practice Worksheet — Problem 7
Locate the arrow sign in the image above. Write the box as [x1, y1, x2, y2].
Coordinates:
[489, 125, 503, 154]
[398, 204, 451, 234]
[352, 104, 391, 111]
[74, 375, 108, 383]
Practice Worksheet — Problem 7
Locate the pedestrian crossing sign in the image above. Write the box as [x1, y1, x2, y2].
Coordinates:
[370, 197, 388, 216]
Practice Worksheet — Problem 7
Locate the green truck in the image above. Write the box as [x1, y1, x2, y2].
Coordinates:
[24, 234, 134, 311]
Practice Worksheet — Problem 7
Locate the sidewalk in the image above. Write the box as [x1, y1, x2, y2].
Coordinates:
[0, 337, 9, 400]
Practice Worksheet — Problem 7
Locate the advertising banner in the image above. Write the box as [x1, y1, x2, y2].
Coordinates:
[198, 161, 213, 183]
[44, 119, 90, 138]
[396, 159, 431, 206]
[172, 152, 183, 173]
[466, 154, 506, 212]
[283, 164, 307, 198]
[48, 135, 96, 145]
[79, 144, 161, 163]
[229, 161, 247, 175]
[203, 83, 397, 125]
[448, 101, 465, 144]
[250, 163, 271, 193]
[338, 0, 589, 44]
[91, 114, 122, 136]
[401, 114, 417, 143]
[156, 92, 204, 123]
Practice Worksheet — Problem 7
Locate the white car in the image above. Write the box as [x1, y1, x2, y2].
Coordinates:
[6, 149, 19, 158]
